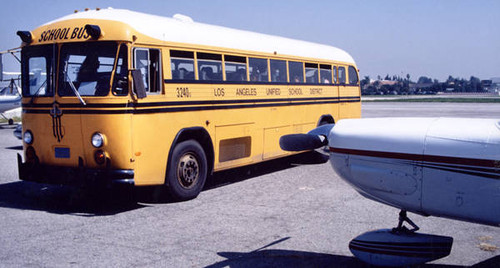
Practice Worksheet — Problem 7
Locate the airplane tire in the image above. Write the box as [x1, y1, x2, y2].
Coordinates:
[166, 140, 207, 201]
[8, 119, 13, 125]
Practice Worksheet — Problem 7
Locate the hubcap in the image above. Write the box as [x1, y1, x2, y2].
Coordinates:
[177, 153, 199, 189]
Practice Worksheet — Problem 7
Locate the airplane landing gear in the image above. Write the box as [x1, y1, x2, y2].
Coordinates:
[392, 210, 419, 233]
[349, 210, 453, 267]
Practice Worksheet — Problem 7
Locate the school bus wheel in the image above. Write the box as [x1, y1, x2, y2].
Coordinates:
[166, 140, 208, 201]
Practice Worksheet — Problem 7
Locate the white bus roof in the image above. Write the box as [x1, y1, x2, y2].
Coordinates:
[44, 8, 356, 64]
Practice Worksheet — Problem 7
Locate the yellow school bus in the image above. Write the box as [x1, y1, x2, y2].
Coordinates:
[17, 8, 361, 200]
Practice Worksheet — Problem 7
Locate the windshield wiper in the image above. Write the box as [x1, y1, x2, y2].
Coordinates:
[29, 79, 47, 105]
[63, 62, 86, 105]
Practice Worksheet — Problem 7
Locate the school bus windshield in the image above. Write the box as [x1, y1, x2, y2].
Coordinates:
[59, 42, 128, 97]
[22, 42, 128, 98]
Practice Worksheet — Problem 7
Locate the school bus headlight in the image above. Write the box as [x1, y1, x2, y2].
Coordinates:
[91, 133, 105, 148]
[23, 130, 33, 144]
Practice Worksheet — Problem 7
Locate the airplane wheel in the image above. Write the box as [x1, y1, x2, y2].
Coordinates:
[8, 119, 13, 125]
[166, 140, 207, 201]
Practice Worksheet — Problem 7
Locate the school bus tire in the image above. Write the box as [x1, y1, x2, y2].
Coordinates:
[166, 140, 208, 201]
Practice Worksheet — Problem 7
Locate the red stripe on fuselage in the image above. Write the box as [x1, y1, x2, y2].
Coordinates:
[329, 147, 499, 168]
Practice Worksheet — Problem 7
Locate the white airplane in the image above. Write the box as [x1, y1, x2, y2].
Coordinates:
[280, 117, 499, 266]
[0, 77, 21, 125]
[0, 49, 22, 125]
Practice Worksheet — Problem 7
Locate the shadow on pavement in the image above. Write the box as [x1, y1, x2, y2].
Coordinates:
[205, 151, 329, 191]
[472, 256, 500, 268]
[207, 249, 369, 268]
[0, 151, 329, 211]
[0, 180, 146, 216]
[5, 145, 22, 150]
[127, 151, 329, 204]
[205, 237, 500, 268]
[207, 250, 499, 268]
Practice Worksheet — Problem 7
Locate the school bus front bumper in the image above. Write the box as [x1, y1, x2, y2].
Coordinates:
[17, 153, 135, 186]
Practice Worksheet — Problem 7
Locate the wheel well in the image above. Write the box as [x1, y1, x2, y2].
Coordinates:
[317, 114, 335, 126]
[166, 127, 214, 185]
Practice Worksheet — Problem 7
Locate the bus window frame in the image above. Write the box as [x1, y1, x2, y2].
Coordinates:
[248, 57, 269, 83]
[270, 59, 287, 83]
[348, 65, 359, 85]
[21, 44, 54, 97]
[224, 54, 247, 82]
[338, 66, 346, 85]
[305, 63, 319, 84]
[197, 52, 223, 82]
[111, 43, 129, 96]
[319, 64, 332, 84]
[170, 50, 196, 81]
[288, 61, 304, 84]
[58, 41, 123, 97]
[333, 66, 337, 84]
[133, 47, 163, 95]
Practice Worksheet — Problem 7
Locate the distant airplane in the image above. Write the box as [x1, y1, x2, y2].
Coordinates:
[0, 77, 21, 125]
[280, 117, 499, 266]
[0, 49, 22, 125]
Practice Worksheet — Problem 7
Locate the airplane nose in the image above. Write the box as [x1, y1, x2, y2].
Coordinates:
[279, 123, 334, 152]
[279, 133, 326, 151]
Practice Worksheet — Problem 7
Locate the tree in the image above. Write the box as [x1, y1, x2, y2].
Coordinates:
[361, 76, 371, 92]
[361, 76, 370, 86]
[470, 76, 481, 92]
[417, 76, 432, 84]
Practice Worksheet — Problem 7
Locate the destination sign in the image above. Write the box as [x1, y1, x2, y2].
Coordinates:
[38, 27, 91, 42]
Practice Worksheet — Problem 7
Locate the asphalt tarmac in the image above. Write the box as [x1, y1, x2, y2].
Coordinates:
[0, 102, 498, 267]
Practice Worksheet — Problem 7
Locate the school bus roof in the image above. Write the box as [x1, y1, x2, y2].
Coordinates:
[40, 8, 356, 64]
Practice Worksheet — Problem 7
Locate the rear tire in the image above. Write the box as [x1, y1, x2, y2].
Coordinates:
[166, 140, 207, 201]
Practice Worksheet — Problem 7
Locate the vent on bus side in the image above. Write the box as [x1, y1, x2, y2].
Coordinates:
[173, 14, 194, 23]
[219, 137, 251, 162]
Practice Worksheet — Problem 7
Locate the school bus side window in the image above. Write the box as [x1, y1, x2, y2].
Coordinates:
[305, 63, 318, 84]
[248, 57, 268, 82]
[197, 52, 222, 81]
[170, 50, 195, 80]
[338, 66, 346, 84]
[134, 48, 162, 94]
[224, 55, 247, 82]
[319, 64, 332, 84]
[348, 66, 359, 85]
[289, 61, 304, 83]
[270, 59, 287, 82]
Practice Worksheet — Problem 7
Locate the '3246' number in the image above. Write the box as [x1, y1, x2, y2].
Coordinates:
[176, 87, 191, 98]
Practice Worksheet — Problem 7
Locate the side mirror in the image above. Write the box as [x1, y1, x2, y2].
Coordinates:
[131, 69, 147, 99]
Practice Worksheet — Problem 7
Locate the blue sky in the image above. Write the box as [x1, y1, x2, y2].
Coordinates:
[1, 0, 499, 81]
